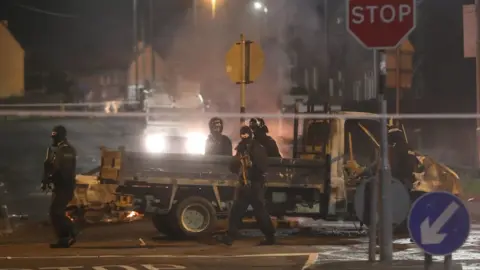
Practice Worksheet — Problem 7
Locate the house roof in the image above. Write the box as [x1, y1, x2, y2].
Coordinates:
[0, 21, 23, 50]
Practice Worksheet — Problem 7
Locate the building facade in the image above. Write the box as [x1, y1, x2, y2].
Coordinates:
[0, 21, 24, 98]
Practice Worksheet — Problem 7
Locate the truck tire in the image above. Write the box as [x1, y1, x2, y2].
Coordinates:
[171, 196, 217, 238]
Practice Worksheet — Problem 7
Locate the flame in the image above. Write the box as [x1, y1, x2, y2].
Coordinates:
[127, 211, 138, 218]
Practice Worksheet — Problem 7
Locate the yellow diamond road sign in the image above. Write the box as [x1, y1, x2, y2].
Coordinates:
[225, 41, 265, 84]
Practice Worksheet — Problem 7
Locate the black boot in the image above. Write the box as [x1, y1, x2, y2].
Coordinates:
[50, 237, 74, 248]
[70, 227, 79, 242]
[215, 234, 233, 246]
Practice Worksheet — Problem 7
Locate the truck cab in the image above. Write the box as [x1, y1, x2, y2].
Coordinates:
[291, 101, 462, 218]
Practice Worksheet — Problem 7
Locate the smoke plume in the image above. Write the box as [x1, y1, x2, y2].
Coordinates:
[158, 0, 325, 145]
[159, 0, 324, 109]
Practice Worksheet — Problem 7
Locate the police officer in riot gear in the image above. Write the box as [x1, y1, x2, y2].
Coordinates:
[249, 118, 281, 158]
[205, 117, 233, 156]
[216, 126, 276, 246]
[42, 125, 78, 248]
[388, 124, 419, 190]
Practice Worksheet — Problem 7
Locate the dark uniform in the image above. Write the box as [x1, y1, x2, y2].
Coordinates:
[205, 117, 233, 156]
[42, 125, 78, 248]
[216, 126, 276, 246]
[249, 118, 281, 158]
[388, 126, 419, 189]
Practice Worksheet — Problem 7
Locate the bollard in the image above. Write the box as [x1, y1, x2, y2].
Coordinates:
[0, 205, 13, 234]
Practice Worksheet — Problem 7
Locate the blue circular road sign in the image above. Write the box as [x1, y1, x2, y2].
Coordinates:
[408, 192, 470, 256]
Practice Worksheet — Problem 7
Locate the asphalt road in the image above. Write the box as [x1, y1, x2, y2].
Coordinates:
[0, 219, 327, 270]
[0, 256, 311, 270]
[1, 118, 480, 269]
[1, 219, 480, 270]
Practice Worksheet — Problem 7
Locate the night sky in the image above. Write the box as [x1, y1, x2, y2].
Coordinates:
[0, 0, 478, 109]
[1, 0, 189, 70]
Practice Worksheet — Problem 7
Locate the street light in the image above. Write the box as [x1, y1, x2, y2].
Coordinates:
[193, 0, 224, 22]
[252, 1, 268, 13]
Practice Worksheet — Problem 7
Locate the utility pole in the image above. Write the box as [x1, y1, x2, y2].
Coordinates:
[149, 0, 155, 88]
[140, 10, 146, 86]
[395, 47, 401, 117]
[133, 0, 138, 100]
[193, 0, 197, 27]
[324, 0, 330, 96]
[475, 0, 480, 168]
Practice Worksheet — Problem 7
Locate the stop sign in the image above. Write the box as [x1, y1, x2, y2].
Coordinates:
[347, 0, 416, 49]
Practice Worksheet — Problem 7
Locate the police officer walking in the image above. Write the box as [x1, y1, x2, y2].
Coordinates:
[42, 125, 78, 248]
[216, 125, 276, 246]
[249, 118, 281, 158]
[205, 117, 233, 156]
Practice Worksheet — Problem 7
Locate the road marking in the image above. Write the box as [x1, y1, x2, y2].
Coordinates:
[0, 264, 186, 270]
[0, 253, 313, 260]
[40, 267, 84, 270]
[92, 266, 137, 270]
[142, 265, 186, 270]
[301, 253, 318, 270]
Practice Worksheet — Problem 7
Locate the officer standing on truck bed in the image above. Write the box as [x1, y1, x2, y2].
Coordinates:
[249, 118, 281, 158]
[205, 117, 233, 156]
[216, 125, 276, 246]
[42, 125, 78, 248]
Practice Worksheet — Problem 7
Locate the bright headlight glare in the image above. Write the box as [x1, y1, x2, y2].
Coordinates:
[186, 132, 207, 155]
[145, 134, 166, 153]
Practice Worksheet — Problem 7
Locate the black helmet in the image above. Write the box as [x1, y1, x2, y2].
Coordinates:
[388, 127, 406, 146]
[51, 125, 67, 140]
[249, 118, 268, 134]
[51, 125, 67, 146]
[240, 125, 252, 139]
[209, 117, 223, 134]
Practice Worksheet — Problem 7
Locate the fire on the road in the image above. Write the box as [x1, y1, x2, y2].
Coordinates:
[66, 210, 143, 224]
[127, 211, 141, 219]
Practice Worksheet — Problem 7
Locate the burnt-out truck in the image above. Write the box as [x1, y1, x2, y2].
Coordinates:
[95, 149, 332, 237]
[69, 105, 462, 238]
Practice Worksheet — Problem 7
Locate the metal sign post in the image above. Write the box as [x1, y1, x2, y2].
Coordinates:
[346, 0, 417, 263]
[378, 50, 393, 262]
[368, 49, 380, 262]
[225, 34, 265, 125]
[354, 177, 410, 262]
[240, 34, 247, 124]
[408, 192, 471, 270]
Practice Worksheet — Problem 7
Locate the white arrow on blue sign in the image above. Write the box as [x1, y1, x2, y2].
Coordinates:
[408, 192, 470, 256]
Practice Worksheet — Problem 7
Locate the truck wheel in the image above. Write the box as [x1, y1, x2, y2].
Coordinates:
[152, 213, 181, 239]
[172, 196, 217, 237]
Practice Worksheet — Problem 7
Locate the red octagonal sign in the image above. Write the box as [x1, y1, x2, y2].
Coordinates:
[347, 0, 416, 49]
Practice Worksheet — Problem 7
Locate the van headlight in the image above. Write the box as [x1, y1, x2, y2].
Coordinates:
[186, 132, 207, 155]
[145, 134, 166, 153]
